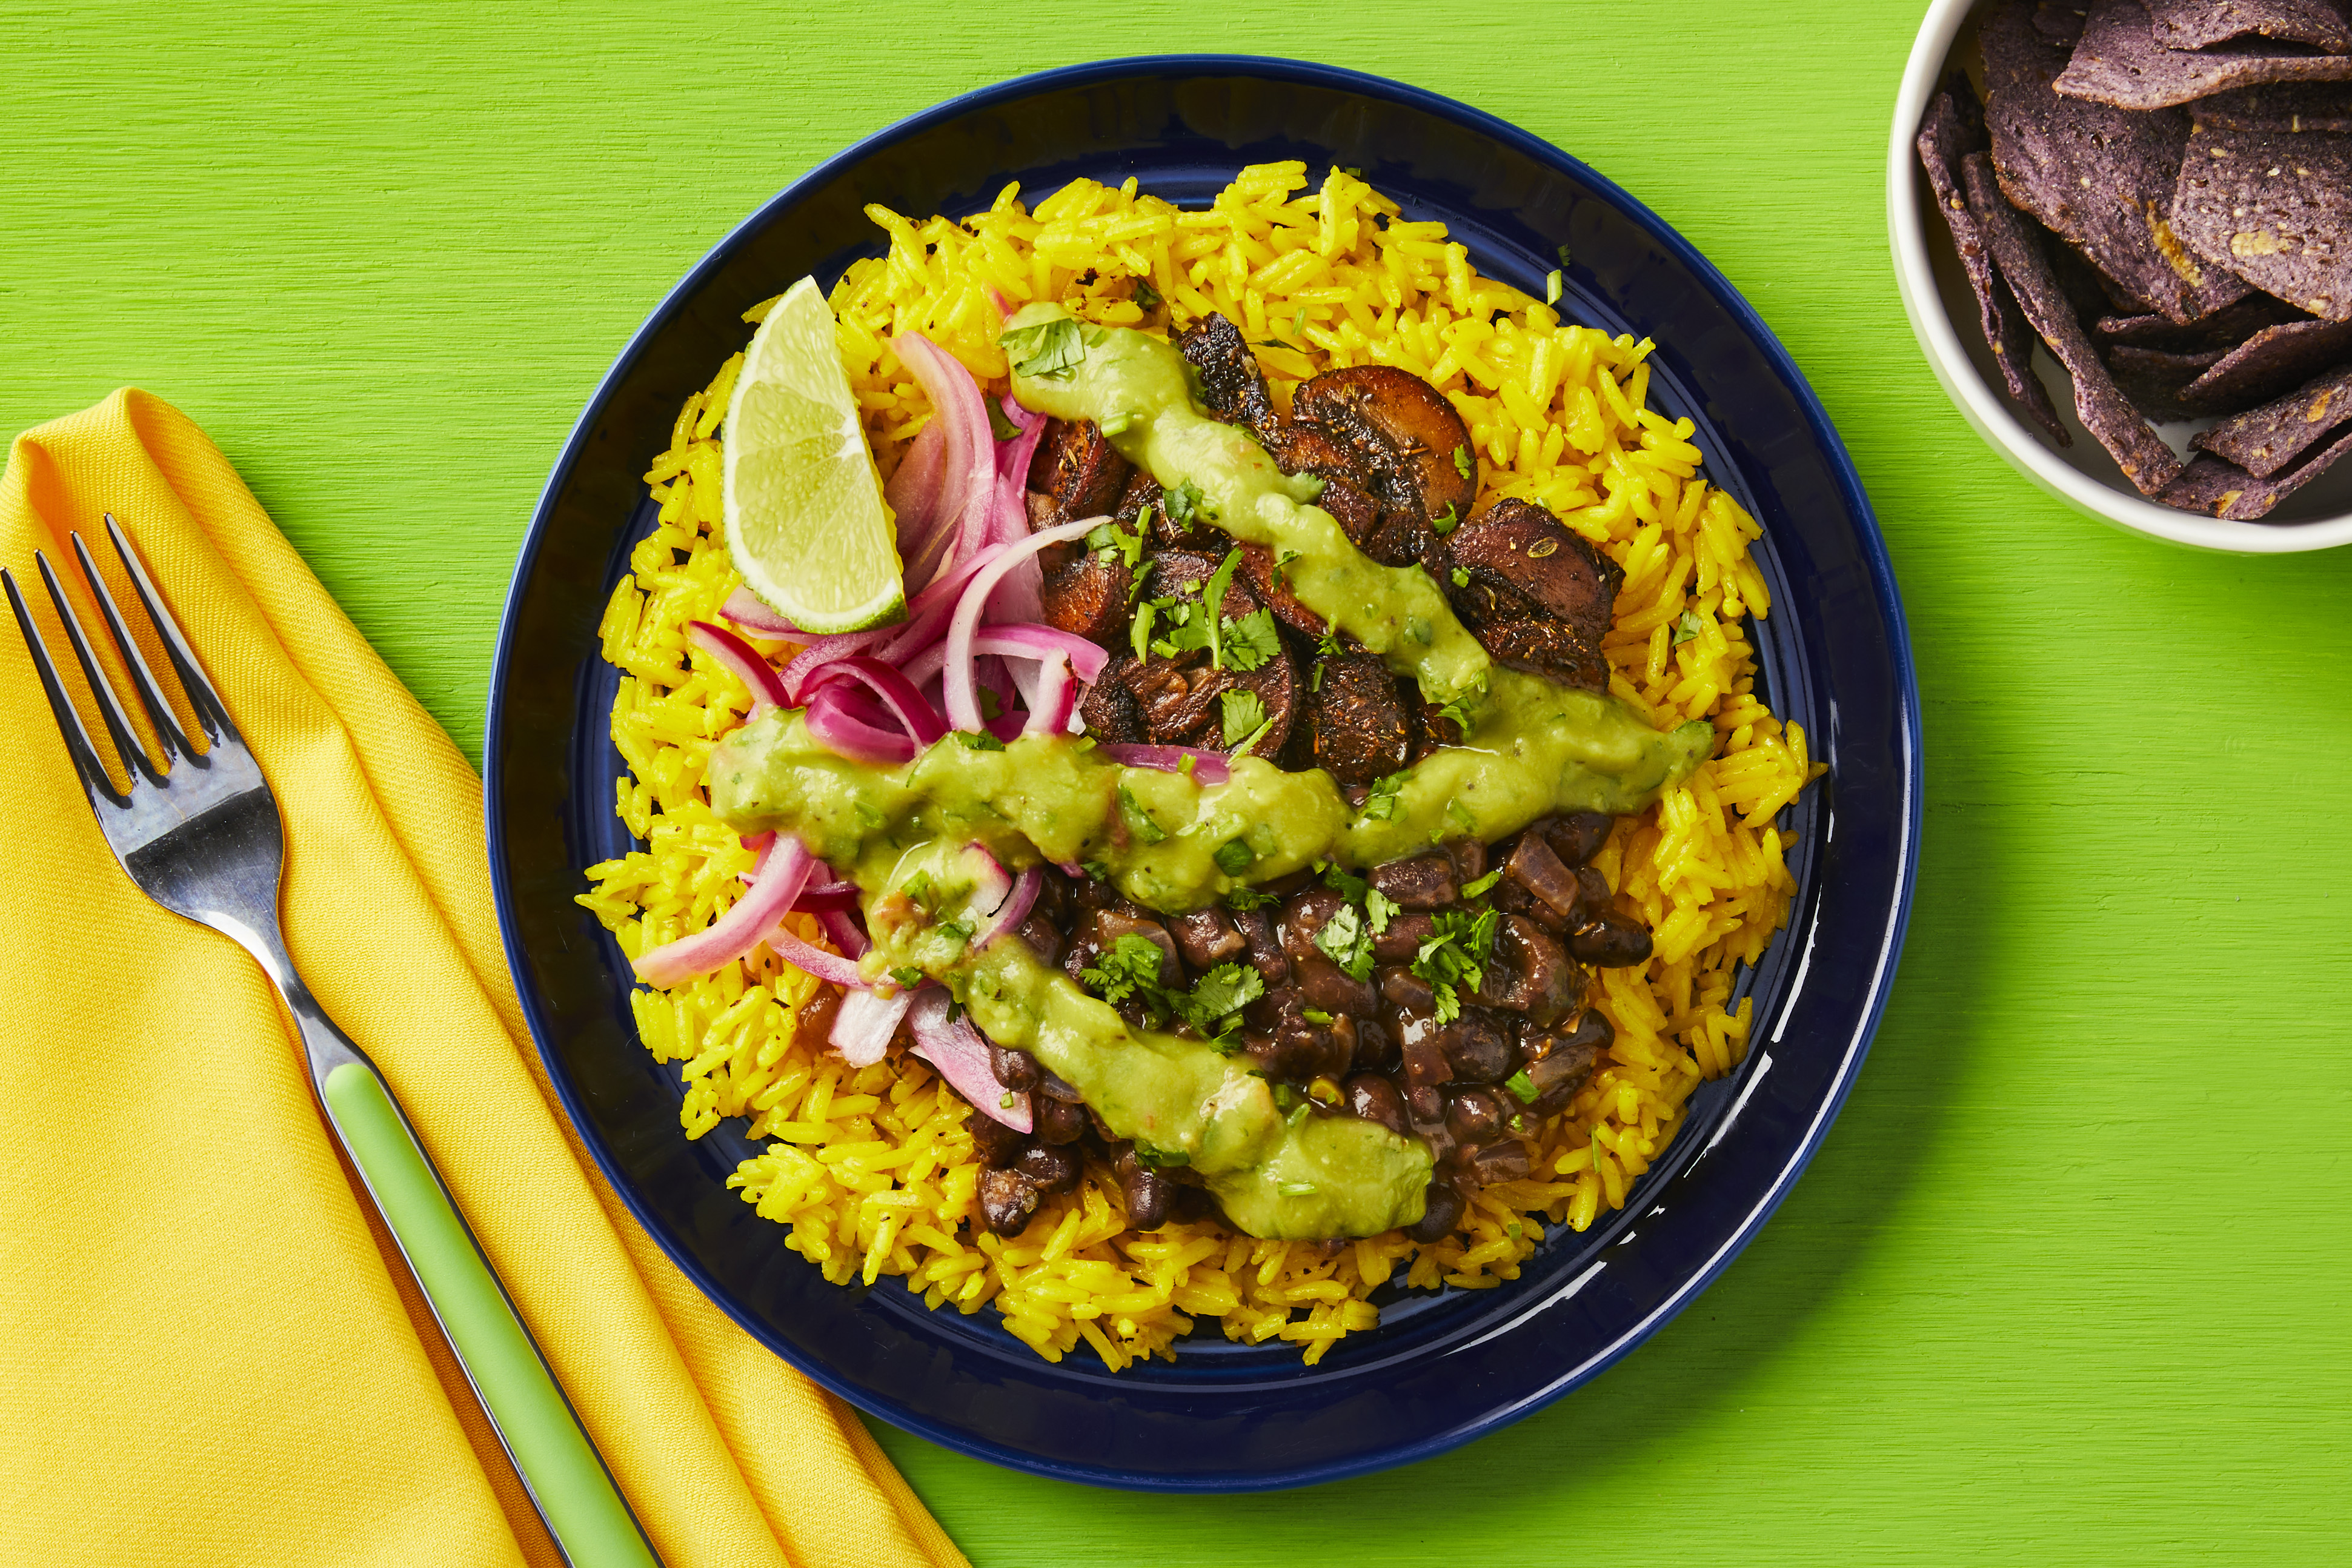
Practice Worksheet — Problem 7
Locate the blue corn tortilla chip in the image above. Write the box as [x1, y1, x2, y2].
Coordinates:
[2157, 422, 2352, 512]
[1920, 72, 2071, 442]
[1987, 1, 2256, 322]
[2057, 0, 2352, 110]
[2096, 291, 2308, 343]
[2171, 118, 2352, 314]
[2173, 312, 2352, 405]
[2192, 80, 2352, 128]
[2190, 357, 2352, 468]
[2107, 342, 2230, 410]
[2036, 2, 2092, 43]
[2144, 0, 2352, 53]
[1964, 151, 2189, 490]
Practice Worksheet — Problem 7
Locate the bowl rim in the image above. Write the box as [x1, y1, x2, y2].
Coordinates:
[486, 51, 1924, 1489]
[1887, 0, 2352, 554]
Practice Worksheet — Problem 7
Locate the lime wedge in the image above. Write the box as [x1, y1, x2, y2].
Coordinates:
[722, 276, 905, 633]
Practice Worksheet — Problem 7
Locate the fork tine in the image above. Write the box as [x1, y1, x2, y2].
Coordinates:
[101, 513, 241, 747]
[70, 530, 193, 765]
[33, 550, 158, 787]
[2, 565, 129, 805]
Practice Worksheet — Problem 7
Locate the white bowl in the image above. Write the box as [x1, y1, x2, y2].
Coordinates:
[1889, 0, 2352, 552]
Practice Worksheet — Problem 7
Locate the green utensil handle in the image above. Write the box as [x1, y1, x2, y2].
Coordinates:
[322, 1061, 660, 1568]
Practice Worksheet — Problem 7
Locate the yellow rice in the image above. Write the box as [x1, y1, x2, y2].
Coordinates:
[577, 163, 1824, 1370]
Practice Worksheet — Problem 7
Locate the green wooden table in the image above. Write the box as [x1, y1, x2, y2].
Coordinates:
[7, 2, 2347, 1561]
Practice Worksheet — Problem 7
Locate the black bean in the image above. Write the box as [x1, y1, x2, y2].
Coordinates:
[977, 1168, 1041, 1235]
[1368, 852, 1457, 910]
[1380, 965, 1435, 1014]
[1292, 951, 1377, 1016]
[1544, 811, 1615, 866]
[1445, 1085, 1509, 1146]
[1351, 1015, 1400, 1074]
[1017, 1141, 1082, 1194]
[1404, 1177, 1466, 1243]
[1504, 832, 1586, 926]
[965, 1109, 1026, 1170]
[1233, 906, 1291, 985]
[1097, 908, 1185, 985]
[1171, 906, 1246, 969]
[1443, 839, 1487, 887]
[1276, 888, 1348, 964]
[1463, 1139, 1533, 1188]
[1124, 1168, 1172, 1229]
[1372, 909, 1435, 964]
[1344, 1074, 1409, 1135]
[1437, 1009, 1515, 1084]
[989, 1043, 1041, 1092]
[1570, 908, 1653, 967]
[1483, 915, 1578, 1028]
[1033, 1095, 1087, 1145]
[1013, 912, 1065, 968]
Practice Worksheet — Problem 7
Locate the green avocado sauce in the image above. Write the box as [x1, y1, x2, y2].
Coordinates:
[699, 311, 1713, 1239]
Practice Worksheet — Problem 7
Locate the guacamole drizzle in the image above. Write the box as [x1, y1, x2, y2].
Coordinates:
[699, 313, 1714, 1239]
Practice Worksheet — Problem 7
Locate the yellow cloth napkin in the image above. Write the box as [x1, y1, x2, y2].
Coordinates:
[0, 390, 968, 1568]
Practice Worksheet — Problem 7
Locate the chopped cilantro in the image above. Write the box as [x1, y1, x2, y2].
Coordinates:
[1117, 785, 1168, 844]
[1303, 1007, 1335, 1026]
[900, 869, 935, 910]
[1447, 798, 1477, 835]
[1557, 243, 1573, 268]
[1506, 1069, 1539, 1103]
[1407, 616, 1433, 645]
[1201, 550, 1244, 668]
[1221, 607, 1281, 672]
[1133, 277, 1161, 311]
[1292, 308, 1307, 338]
[1162, 477, 1212, 527]
[1313, 903, 1375, 980]
[935, 919, 974, 944]
[986, 399, 1021, 441]
[1451, 566, 1470, 587]
[853, 800, 886, 830]
[1213, 837, 1256, 877]
[889, 965, 924, 988]
[1430, 503, 1460, 536]
[1461, 867, 1504, 899]
[1081, 933, 1171, 1006]
[1321, 862, 1370, 903]
[1544, 268, 1563, 306]
[977, 686, 1003, 720]
[1412, 906, 1498, 1025]
[1224, 886, 1278, 911]
[1180, 753, 1197, 779]
[1081, 859, 1113, 882]
[1358, 770, 1408, 822]
[999, 1092, 1016, 1109]
[1129, 599, 1157, 662]
[1673, 608, 1707, 646]
[1000, 317, 1087, 380]
[1134, 1144, 1189, 1168]
[952, 729, 1005, 751]
[1099, 410, 1135, 436]
[1365, 886, 1399, 935]
[1437, 693, 1478, 737]
[1453, 444, 1473, 480]
[1221, 688, 1270, 751]
[1183, 962, 1263, 1045]
[1086, 518, 1146, 571]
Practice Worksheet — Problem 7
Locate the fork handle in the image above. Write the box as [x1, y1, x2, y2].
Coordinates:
[319, 1058, 662, 1568]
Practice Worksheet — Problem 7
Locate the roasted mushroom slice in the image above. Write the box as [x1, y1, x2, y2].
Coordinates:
[1444, 497, 1621, 648]
[1235, 542, 1327, 636]
[1177, 313, 1275, 430]
[1077, 667, 1147, 743]
[1037, 545, 1132, 644]
[1107, 551, 1298, 756]
[1298, 651, 1409, 787]
[1029, 417, 1133, 523]
[1291, 364, 1478, 533]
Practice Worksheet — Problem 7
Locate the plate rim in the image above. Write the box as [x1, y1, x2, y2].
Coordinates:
[483, 51, 1923, 1490]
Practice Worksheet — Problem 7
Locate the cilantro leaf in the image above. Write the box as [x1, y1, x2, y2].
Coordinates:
[1413, 906, 1498, 1023]
[1358, 770, 1408, 822]
[1365, 886, 1398, 935]
[952, 729, 1005, 751]
[977, 686, 1003, 720]
[1447, 798, 1477, 835]
[1453, 444, 1473, 480]
[1162, 477, 1212, 527]
[1430, 503, 1460, 536]
[1460, 867, 1503, 899]
[1081, 933, 1172, 1007]
[889, 965, 924, 988]
[1133, 277, 1161, 312]
[1086, 519, 1146, 571]
[1407, 616, 1433, 645]
[1673, 608, 1707, 646]
[1129, 599, 1157, 662]
[1314, 903, 1375, 981]
[1000, 317, 1087, 381]
[1451, 566, 1470, 587]
[1220, 688, 1269, 750]
[1202, 549, 1245, 668]
[1118, 785, 1168, 844]
[987, 399, 1022, 442]
[1214, 837, 1256, 877]
[1098, 411, 1135, 436]
[1224, 886, 1278, 911]
[1506, 1069, 1539, 1103]
[1181, 962, 1263, 1040]
[1557, 243, 1573, 268]
[1221, 607, 1281, 672]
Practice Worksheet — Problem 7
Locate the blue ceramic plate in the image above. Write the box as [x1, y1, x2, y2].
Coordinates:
[485, 56, 1919, 1492]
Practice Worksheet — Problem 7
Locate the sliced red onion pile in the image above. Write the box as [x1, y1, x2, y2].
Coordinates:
[908, 988, 1031, 1132]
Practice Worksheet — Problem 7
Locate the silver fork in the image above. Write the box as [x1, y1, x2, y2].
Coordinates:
[4, 517, 662, 1568]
